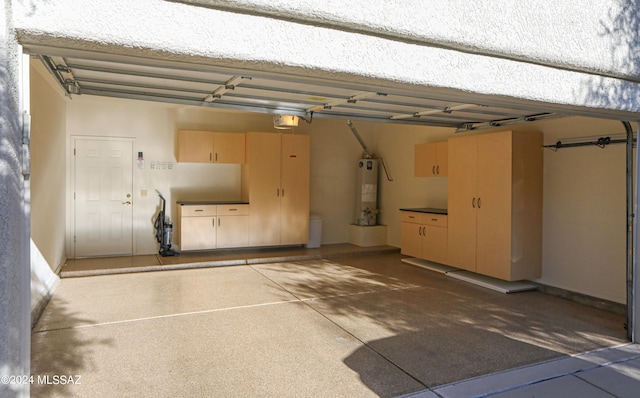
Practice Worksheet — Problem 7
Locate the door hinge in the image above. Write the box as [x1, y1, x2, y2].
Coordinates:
[74, 148, 76, 156]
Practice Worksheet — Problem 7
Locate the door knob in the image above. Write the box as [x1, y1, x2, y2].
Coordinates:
[122, 201, 132, 206]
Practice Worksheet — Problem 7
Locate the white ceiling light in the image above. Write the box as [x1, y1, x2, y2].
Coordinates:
[273, 114, 299, 129]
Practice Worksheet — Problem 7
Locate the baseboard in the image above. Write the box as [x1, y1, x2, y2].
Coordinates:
[533, 282, 626, 316]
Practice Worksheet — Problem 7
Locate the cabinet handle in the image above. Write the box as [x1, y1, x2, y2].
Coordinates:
[212, 218, 215, 227]
[472, 197, 476, 208]
[195, 209, 204, 212]
[478, 197, 481, 209]
[432, 165, 435, 175]
[436, 165, 440, 175]
[210, 153, 212, 162]
[281, 188, 285, 197]
[276, 188, 280, 197]
[228, 208, 237, 211]
[218, 218, 220, 227]
[215, 152, 218, 162]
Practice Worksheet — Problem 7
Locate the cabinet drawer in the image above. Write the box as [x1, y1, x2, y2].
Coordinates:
[401, 211, 426, 224]
[423, 214, 447, 227]
[181, 205, 217, 217]
[217, 204, 249, 216]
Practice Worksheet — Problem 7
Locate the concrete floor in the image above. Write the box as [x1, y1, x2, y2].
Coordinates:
[32, 249, 633, 397]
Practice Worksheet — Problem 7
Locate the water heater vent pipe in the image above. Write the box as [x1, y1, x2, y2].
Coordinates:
[346, 120, 393, 182]
[346, 120, 371, 158]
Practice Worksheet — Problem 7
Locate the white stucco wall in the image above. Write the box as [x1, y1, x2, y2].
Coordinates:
[182, 0, 640, 80]
[1, 2, 30, 397]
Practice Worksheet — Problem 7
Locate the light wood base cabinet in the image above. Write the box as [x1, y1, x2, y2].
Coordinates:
[400, 211, 448, 264]
[178, 204, 249, 251]
[447, 130, 543, 281]
[179, 205, 217, 251]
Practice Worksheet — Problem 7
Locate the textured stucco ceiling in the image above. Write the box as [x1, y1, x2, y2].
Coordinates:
[13, 0, 640, 124]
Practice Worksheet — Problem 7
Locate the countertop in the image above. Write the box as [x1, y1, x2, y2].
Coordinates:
[400, 207, 448, 215]
[177, 201, 249, 205]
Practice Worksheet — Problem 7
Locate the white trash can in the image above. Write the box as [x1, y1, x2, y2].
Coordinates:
[305, 214, 323, 248]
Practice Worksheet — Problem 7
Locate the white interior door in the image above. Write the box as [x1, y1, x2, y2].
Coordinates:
[74, 138, 133, 257]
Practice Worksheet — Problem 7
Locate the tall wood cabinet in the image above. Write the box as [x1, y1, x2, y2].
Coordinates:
[245, 132, 310, 246]
[447, 130, 543, 281]
[176, 130, 245, 163]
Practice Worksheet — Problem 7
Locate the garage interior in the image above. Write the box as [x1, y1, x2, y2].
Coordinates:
[27, 46, 638, 396]
[19, 2, 640, 396]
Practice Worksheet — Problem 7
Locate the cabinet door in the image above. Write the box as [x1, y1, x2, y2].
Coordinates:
[280, 134, 310, 244]
[435, 141, 448, 176]
[423, 225, 448, 264]
[213, 132, 245, 164]
[414, 143, 438, 177]
[217, 216, 249, 248]
[180, 216, 216, 251]
[177, 130, 213, 163]
[401, 222, 423, 258]
[247, 132, 282, 246]
[476, 131, 513, 279]
[447, 135, 478, 271]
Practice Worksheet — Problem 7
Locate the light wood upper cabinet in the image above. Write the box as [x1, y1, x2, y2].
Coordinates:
[246, 132, 310, 247]
[447, 130, 543, 281]
[176, 130, 245, 164]
[177, 130, 214, 163]
[415, 141, 448, 177]
[213, 132, 246, 164]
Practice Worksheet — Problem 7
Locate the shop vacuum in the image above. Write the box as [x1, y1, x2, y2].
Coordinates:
[154, 191, 179, 257]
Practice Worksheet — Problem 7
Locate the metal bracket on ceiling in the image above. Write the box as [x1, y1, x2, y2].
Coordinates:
[306, 92, 385, 113]
[38, 55, 80, 97]
[542, 135, 637, 151]
[203, 75, 251, 102]
[390, 103, 481, 120]
[455, 112, 563, 133]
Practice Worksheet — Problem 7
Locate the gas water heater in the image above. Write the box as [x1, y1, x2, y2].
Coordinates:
[355, 158, 379, 226]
